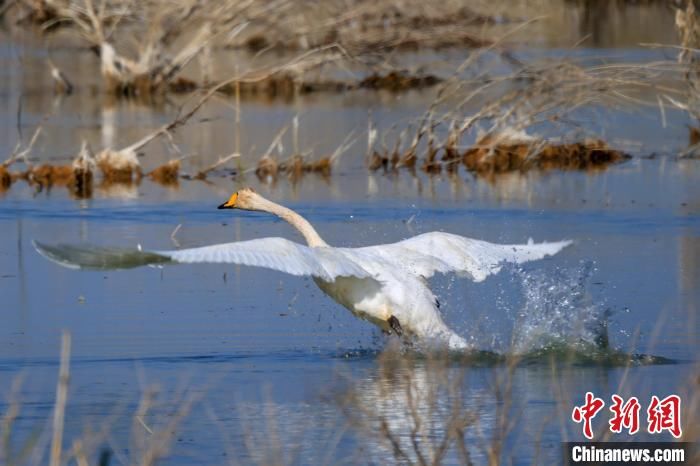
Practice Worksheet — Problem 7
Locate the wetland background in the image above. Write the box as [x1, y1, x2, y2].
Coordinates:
[0, 0, 699, 464]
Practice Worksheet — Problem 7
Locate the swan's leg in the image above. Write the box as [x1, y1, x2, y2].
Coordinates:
[388, 315, 403, 336]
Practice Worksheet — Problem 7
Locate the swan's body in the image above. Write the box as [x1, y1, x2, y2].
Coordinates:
[34, 188, 572, 350]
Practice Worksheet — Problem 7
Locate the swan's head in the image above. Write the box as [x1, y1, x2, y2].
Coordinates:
[218, 187, 260, 210]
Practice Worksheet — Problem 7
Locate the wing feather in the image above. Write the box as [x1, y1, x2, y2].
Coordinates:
[34, 237, 371, 281]
[35, 232, 570, 283]
[351, 232, 572, 282]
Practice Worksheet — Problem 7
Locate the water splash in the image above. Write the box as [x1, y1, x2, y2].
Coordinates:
[510, 261, 605, 354]
[342, 261, 675, 366]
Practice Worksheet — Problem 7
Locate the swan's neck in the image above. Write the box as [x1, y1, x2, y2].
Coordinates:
[255, 197, 328, 247]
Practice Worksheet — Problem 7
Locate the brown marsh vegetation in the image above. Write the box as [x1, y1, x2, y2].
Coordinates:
[0, 0, 697, 199]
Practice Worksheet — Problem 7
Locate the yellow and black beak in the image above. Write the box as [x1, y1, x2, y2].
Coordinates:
[218, 192, 238, 209]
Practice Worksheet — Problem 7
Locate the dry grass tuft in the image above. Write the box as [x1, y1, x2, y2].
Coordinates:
[689, 126, 700, 146]
[0, 140, 93, 197]
[167, 77, 199, 94]
[359, 71, 442, 92]
[30, 164, 75, 186]
[305, 157, 332, 176]
[463, 132, 630, 174]
[26, 143, 96, 197]
[251, 121, 353, 183]
[0, 166, 12, 191]
[368, 150, 388, 171]
[421, 151, 441, 173]
[148, 160, 181, 186]
[255, 155, 279, 181]
[70, 142, 96, 198]
[220, 73, 305, 100]
[214, 71, 442, 101]
[96, 149, 142, 183]
[279, 154, 305, 181]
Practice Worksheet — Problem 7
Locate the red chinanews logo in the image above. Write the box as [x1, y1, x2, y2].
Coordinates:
[571, 392, 682, 440]
[609, 394, 641, 435]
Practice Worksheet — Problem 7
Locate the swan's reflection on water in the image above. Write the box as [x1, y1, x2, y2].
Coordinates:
[328, 344, 676, 465]
[336, 348, 500, 465]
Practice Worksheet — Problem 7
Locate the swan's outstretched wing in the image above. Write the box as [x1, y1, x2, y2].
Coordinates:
[34, 237, 371, 281]
[350, 232, 571, 282]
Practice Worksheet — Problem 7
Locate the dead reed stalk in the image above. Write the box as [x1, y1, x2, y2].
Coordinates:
[34, 0, 253, 96]
[49, 331, 71, 466]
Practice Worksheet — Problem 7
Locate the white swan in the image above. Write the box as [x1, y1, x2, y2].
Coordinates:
[34, 188, 572, 349]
